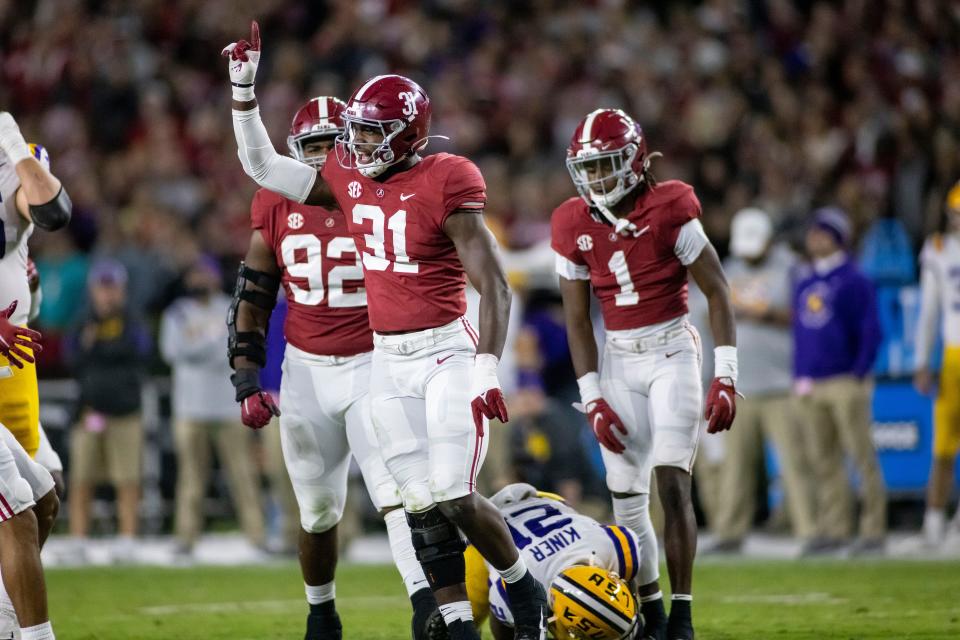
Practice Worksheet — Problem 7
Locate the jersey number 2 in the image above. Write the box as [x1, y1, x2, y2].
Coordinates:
[280, 234, 366, 307]
[352, 204, 419, 274]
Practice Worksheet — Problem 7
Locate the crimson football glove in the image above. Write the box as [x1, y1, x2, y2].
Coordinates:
[704, 377, 738, 433]
[471, 354, 509, 437]
[222, 21, 261, 101]
[231, 368, 280, 429]
[0, 301, 42, 368]
[587, 398, 628, 454]
[240, 391, 281, 430]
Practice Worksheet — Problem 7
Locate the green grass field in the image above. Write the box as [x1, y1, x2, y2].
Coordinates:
[47, 560, 960, 639]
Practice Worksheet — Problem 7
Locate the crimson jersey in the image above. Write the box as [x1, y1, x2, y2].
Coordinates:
[321, 153, 486, 332]
[551, 180, 702, 330]
[250, 188, 373, 356]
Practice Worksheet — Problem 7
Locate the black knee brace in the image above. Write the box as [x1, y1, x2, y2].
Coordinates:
[406, 507, 466, 590]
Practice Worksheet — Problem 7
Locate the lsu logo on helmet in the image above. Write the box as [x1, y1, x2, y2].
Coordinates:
[550, 566, 637, 639]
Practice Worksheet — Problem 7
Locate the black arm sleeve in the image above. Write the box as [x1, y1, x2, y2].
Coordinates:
[29, 186, 72, 231]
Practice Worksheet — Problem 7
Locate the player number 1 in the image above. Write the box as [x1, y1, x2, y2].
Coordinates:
[352, 204, 419, 274]
[608, 250, 639, 306]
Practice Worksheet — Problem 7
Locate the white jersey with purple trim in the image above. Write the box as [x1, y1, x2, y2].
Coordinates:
[0, 144, 49, 326]
[486, 483, 640, 627]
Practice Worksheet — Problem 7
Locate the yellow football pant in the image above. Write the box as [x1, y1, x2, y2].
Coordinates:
[0, 351, 39, 458]
[933, 346, 960, 459]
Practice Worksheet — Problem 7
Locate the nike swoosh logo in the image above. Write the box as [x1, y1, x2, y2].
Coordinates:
[436, 354, 454, 365]
[665, 350, 681, 358]
[400, 193, 415, 201]
[633, 225, 651, 237]
[593, 413, 604, 432]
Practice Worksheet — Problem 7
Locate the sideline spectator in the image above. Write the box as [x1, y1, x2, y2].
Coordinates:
[160, 256, 267, 558]
[707, 208, 815, 552]
[67, 258, 150, 561]
[793, 208, 885, 555]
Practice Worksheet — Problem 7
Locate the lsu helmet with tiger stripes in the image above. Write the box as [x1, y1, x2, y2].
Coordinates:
[549, 565, 638, 639]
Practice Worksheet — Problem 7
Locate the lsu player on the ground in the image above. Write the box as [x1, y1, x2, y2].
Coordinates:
[458, 484, 641, 640]
[224, 22, 547, 640]
[230, 95, 439, 639]
[0, 111, 70, 640]
[552, 109, 738, 640]
[913, 180, 960, 549]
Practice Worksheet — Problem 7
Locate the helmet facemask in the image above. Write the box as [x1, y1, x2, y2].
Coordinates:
[288, 132, 340, 168]
[336, 115, 408, 178]
[566, 144, 643, 212]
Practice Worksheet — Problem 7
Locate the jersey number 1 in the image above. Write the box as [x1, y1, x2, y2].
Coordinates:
[608, 250, 639, 306]
[352, 204, 419, 274]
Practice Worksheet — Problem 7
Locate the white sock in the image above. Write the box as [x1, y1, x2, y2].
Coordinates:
[923, 508, 947, 543]
[672, 594, 693, 602]
[439, 601, 473, 626]
[612, 494, 660, 585]
[384, 508, 430, 596]
[304, 581, 335, 605]
[497, 556, 528, 584]
[20, 621, 54, 640]
[639, 590, 663, 603]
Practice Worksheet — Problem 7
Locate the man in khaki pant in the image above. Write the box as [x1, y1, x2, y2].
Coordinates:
[160, 257, 266, 556]
[705, 209, 815, 552]
[793, 208, 885, 555]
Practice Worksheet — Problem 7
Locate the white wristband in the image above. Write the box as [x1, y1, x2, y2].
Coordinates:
[714, 346, 738, 383]
[472, 353, 500, 394]
[231, 83, 256, 102]
[577, 371, 602, 405]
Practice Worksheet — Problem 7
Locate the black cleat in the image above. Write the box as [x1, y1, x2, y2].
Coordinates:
[506, 574, 548, 640]
[420, 609, 449, 640]
[447, 619, 482, 640]
[411, 588, 443, 640]
[666, 599, 693, 640]
[640, 597, 668, 640]
[305, 602, 342, 640]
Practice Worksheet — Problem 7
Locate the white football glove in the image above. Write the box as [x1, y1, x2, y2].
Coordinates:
[221, 21, 261, 102]
[0, 112, 31, 165]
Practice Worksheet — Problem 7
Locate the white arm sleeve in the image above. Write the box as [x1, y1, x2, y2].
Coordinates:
[28, 285, 42, 322]
[554, 251, 591, 280]
[232, 107, 317, 204]
[674, 218, 709, 266]
[34, 422, 63, 473]
[914, 258, 941, 369]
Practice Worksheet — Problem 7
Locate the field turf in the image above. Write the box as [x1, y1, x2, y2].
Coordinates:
[47, 559, 960, 639]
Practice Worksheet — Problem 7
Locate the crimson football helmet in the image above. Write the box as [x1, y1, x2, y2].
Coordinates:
[566, 108, 649, 217]
[287, 96, 346, 167]
[336, 74, 432, 177]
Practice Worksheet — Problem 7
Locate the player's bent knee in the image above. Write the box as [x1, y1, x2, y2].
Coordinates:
[436, 493, 479, 525]
[406, 507, 466, 590]
[400, 481, 435, 514]
[298, 492, 344, 533]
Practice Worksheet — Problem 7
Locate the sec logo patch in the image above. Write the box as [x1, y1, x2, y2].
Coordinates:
[287, 212, 304, 229]
[348, 181, 362, 198]
[577, 234, 594, 251]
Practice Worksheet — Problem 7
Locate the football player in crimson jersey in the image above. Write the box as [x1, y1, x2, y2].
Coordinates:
[229, 96, 442, 640]
[224, 23, 547, 640]
[552, 109, 739, 640]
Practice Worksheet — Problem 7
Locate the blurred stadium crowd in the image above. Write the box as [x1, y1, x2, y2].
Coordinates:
[1, 0, 958, 555]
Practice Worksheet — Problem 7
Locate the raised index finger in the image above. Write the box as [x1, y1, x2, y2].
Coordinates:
[250, 20, 260, 51]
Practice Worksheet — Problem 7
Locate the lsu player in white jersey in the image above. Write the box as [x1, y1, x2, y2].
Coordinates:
[914, 181, 960, 549]
[456, 484, 641, 640]
[0, 110, 71, 640]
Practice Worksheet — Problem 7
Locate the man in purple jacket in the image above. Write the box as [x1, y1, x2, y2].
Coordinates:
[792, 207, 885, 555]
